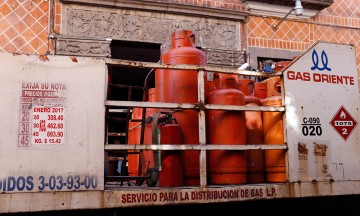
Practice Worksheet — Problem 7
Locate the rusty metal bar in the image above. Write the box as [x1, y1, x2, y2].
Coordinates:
[197, 69, 207, 187]
[105, 58, 282, 77]
[104, 144, 287, 151]
[105, 100, 285, 112]
[109, 83, 143, 90]
[107, 132, 126, 137]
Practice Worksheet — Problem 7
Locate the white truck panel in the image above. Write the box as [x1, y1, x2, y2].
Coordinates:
[284, 42, 360, 182]
[0, 53, 106, 192]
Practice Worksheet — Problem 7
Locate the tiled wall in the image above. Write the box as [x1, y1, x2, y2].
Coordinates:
[0, 0, 61, 55]
[247, 17, 310, 51]
[247, 0, 360, 72]
[0, 0, 359, 73]
[315, 1, 360, 73]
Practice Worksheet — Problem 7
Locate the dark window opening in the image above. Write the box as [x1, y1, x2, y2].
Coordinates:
[105, 40, 161, 180]
[257, 57, 292, 72]
[108, 40, 161, 101]
[255, 57, 293, 83]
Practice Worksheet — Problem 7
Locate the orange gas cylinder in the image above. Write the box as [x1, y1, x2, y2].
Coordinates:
[127, 106, 143, 176]
[254, 82, 267, 101]
[152, 42, 172, 171]
[266, 76, 282, 97]
[262, 95, 286, 182]
[128, 88, 157, 177]
[155, 42, 172, 104]
[274, 61, 291, 72]
[159, 30, 207, 186]
[238, 78, 265, 183]
[208, 73, 247, 185]
[205, 73, 216, 103]
[159, 123, 183, 187]
[143, 88, 157, 170]
[238, 78, 260, 105]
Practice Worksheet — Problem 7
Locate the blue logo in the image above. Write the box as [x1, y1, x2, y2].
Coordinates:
[311, 49, 331, 71]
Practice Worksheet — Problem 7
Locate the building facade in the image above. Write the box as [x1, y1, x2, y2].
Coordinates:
[1, 0, 357, 74]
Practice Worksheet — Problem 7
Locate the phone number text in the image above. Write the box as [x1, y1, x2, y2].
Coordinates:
[0, 175, 98, 192]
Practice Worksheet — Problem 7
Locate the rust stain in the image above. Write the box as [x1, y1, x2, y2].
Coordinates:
[313, 142, 327, 156]
[297, 143, 308, 160]
[298, 143, 308, 154]
[322, 164, 328, 173]
[70, 57, 78, 63]
[39, 54, 49, 62]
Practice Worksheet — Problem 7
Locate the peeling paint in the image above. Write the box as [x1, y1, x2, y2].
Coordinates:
[39, 55, 49, 61]
[70, 57, 78, 62]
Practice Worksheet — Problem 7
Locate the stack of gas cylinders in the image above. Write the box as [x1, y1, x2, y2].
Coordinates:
[127, 29, 290, 186]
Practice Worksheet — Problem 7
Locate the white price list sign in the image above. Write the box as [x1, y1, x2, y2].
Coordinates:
[18, 82, 66, 147]
[32, 106, 65, 144]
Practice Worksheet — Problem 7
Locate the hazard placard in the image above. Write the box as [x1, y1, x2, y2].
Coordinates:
[330, 106, 358, 141]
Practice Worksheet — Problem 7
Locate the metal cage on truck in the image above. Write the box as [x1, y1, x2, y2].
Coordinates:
[0, 40, 360, 213]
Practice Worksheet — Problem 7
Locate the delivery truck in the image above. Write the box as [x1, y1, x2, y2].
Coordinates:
[0, 30, 359, 214]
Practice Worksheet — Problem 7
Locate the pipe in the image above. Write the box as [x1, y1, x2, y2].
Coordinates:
[46, 0, 57, 54]
[139, 65, 157, 145]
[46, 0, 51, 54]
[272, 0, 303, 30]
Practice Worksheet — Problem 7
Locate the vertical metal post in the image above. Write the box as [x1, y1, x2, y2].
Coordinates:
[125, 86, 133, 145]
[197, 69, 207, 187]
